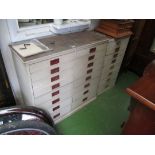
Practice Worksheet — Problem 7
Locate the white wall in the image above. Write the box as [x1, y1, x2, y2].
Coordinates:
[0, 20, 24, 104]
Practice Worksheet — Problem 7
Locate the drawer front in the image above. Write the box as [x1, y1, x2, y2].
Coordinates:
[71, 91, 96, 110]
[36, 97, 72, 121]
[101, 63, 121, 80]
[97, 77, 117, 95]
[32, 68, 74, 90]
[30, 60, 75, 82]
[36, 97, 72, 111]
[34, 83, 74, 105]
[31, 53, 103, 88]
[33, 66, 101, 98]
[74, 64, 102, 81]
[106, 37, 129, 56]
[29, 51, 76, 73]
[34, 73, 100, 106]
[73, 78, 98, 101]
[50, 104, 71, 121]
[33, 64, 101, 98]
[103, 52, 124, 67]
[73, 70, 100, 88]
[76, 43, 107, 58]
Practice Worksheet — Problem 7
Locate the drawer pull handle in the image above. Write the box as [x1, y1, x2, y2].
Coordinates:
[112, 59, 116, 64]
[51, 75, 59, 82]
[87, 62, 94, 68]
[50, 58, 59, 65]
[83, 97, 88, 102]
[115, 47, 120, 53]
[51, 67, 59, 74]
[110, 65, 114, 70]
[87, 69, 93, 74]
[84, 83, 90, 88]
[88, 55, 95, 61]
[90, 47, 96, 53]
[86, 76, 91, 81]
[52, 83, 60, 90]
[53, 105, 60, 111]
[52, 90, 59, 97]
[83, 90, 89, 95]
[113, 53, 118, 58]
[53, 113, 60, 119]
[52, 98, 60, 104]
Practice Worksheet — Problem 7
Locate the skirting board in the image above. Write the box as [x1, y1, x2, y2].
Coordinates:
[54, 97, 96, 124]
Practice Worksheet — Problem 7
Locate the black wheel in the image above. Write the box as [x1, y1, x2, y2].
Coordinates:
[0, 120, 56, 135]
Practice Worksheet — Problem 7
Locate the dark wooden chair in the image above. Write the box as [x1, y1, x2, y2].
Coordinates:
[122, 60, 155, 134]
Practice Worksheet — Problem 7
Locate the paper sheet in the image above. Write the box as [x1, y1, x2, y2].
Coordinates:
[12, 42, 45, 57]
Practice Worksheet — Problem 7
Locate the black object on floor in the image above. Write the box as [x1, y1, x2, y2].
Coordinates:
[0, 106, 56, 135]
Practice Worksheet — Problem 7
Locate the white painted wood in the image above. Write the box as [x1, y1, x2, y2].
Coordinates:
[29, 50, 76, 73]
[0, 20, 23, 104]
[8, 30, 129, 123]
[97, 37, 130, 96]
[54, 97, 97, 124]
[12, 53, 35, 106]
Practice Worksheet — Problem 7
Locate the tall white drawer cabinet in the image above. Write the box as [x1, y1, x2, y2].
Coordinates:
[97, 37, 130, 95]
[10, 31, 109, 123]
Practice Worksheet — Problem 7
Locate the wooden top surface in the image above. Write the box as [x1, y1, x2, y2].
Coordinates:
[10, 31, 109, 64]
[126, 60, 155, 110]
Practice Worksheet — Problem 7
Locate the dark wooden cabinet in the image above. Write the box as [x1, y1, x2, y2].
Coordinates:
[122, 20, 155, 76]
[0, 51, 15, 107]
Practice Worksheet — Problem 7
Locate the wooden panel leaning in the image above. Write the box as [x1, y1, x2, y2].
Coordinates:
[122, 60, 155, 134]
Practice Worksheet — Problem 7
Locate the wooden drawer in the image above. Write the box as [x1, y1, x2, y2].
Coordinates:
[29, 51, 76, 73]
[103, 52, 124, 67]
[31, 53, 103, 84]
[32, 67, 74, 90]
[35, 97, 72, 111]
[30, 60, 75, 82]
[34, 83, 74, 105]
[76, 43, 107, 58]
[106, 37, 129, 56]
[73, 78, 98, 101]
[97, 75, 118, 95]
[71, 91, 96, 110]
[34, 71, 100, 105]
[74, 62, 102, 80]
[32, 64, 101, 97]
[73, 71, 100, 88]
[50, 104, 71, 121]
[101, 63, 121, 80]
[32, 67, 101, 98]
[36, 97, 72, 122]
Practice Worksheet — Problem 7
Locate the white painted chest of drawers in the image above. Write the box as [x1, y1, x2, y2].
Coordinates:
[10, 31, 129, 123]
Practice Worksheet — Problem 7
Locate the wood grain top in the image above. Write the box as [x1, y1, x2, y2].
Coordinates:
[10, 31, 109, 64]
[126, 60, 155, 110]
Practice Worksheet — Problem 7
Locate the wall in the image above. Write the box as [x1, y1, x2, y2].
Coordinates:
[0, 20, 24, 104]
